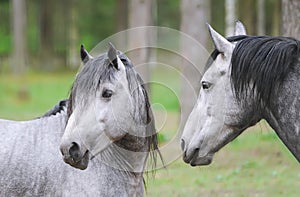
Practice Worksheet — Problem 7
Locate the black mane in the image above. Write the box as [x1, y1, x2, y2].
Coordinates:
[41, 99, 68, 118]
[231, 36, 300, 107]
[206, 35, 300, 107]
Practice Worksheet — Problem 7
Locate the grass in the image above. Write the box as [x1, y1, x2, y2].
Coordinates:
[0, 71, 299, 196]
[147, 125, 300, 197]
[0, 67, 180, 119]
[0, 71, 76, 120]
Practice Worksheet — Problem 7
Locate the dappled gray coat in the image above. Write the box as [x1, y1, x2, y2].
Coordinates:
[0, 100, 143, 196]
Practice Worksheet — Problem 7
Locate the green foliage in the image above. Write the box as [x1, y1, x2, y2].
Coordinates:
[151, 82, 179, 112]
[0, 0, 11, 54]
[157, 133, 168, 143]
[77, 0, 117, 50]
[157, 0, 180, 29]
[210, 0, 225, 35]
[150, 65, 180, 112]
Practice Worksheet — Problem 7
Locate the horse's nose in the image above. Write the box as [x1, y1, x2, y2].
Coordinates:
[60, 141, 90, 170]
[69, 142, 81, 162]
[60, 141, 82, 161]
[183, 147, 200, 164]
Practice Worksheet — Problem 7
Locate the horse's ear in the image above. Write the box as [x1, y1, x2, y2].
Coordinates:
[80, 44, 93, 64]
[235, 20, 247, 36]
[108, 42, 125, 71]
[207, 24, 232, 55]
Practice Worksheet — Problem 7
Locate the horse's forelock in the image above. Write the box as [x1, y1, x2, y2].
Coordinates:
[67, 53, 116, 119]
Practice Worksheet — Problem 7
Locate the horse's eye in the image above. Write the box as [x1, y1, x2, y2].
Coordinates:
[102, 89, 113, 98]
[201, 81, 211, 90]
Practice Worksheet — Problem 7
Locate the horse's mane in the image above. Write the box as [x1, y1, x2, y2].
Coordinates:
[231, 36, 300, 107]
[206, 35, 300, 107]
[40, 99, 68, 118]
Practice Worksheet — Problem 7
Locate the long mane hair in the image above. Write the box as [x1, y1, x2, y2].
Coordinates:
[67, 51, 161, 173]
[231, 36, 300, 107]
[206, 35, 300, 107]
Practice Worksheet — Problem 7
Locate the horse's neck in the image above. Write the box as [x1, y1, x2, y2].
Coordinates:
[24, 111, 67, 135]
[265, 66, 300, 162]
[37, 111, 68, 130]
[98, 160, 145, 196]
[92, 144, 146, 196]
[99, 141, 148, 174]
[92, 132, 148, 195]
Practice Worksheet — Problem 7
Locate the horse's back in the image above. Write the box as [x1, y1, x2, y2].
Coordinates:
[0, 117, 141, 196]
[0, 118, 66, 196]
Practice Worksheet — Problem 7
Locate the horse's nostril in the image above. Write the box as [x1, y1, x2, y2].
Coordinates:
[69, 142, 81, 161]
[181, 139, 185, 151]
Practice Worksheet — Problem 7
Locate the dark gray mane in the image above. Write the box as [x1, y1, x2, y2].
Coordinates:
[206, 35, 300, 108]
[67, 51, 161, 172]
[231, 36, 300, 107]
[41, 99, 68, 118]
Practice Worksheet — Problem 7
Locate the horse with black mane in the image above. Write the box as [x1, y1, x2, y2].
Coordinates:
[181, 21, 300, 166]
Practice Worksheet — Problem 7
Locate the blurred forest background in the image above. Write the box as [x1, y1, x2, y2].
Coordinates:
[1, 0, 294, 73]
[0, 0, 300, 196]
[1, 0, 298, 121]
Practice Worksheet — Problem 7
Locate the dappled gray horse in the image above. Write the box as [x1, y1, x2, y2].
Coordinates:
[59, 43, 160, 196]
[0, 44, 159, 196]
[181, 21, 300, 166]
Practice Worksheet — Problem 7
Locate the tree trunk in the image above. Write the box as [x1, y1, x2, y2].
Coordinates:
[39, 0, 54, 70]
[180, 0, 210, 128]
[11, 0, 27, 74]
[282, 0, 300, 38]
[116, 0, 128, 49]
[128, 0, 154, 91]
[237, 0, 256, 35]
[257, 0, 265, 35]
[272, 0, 281, 36]
[225, 0, 236, 37]
[67, 0, 79, 69]
[117, 0, 128, 32]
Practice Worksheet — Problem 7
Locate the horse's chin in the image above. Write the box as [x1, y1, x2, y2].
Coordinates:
[189, 153, 214, 166]
[64, 151, 90, 170]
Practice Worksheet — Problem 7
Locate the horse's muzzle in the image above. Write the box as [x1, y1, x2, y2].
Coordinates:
[60, 142, 89, 170]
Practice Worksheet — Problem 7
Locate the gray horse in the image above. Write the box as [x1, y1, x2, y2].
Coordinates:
[181, 21, 300, 166]
[0, 44, 159, 196]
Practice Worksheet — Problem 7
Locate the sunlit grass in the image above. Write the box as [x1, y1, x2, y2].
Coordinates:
[0, 68, 180, 119]
[0, 71, 76, 120]
[147, 127, 299, 197]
